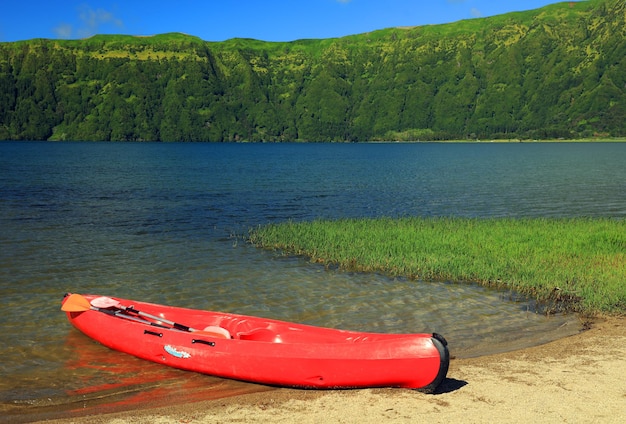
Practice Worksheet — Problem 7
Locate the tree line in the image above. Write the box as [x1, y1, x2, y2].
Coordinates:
[0, 0, 624, 142]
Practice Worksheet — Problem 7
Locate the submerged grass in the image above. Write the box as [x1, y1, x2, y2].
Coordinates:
[249, 217, 626, 316]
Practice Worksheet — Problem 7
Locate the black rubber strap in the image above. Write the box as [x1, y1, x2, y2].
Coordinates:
[192, 339, 215, 347]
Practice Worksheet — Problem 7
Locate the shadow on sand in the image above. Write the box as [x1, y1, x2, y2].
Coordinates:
[433, 378, 468, 394]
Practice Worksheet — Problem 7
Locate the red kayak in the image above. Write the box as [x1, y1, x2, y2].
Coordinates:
[61, 293, 449, 392]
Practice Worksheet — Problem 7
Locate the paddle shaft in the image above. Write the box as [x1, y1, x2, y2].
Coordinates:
[96, 307, 169, 328]
[85, 295, 229, 338]
[124, 306, 197, 332]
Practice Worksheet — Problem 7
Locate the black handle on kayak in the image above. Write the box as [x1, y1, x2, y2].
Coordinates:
[192, 339, 216, 347]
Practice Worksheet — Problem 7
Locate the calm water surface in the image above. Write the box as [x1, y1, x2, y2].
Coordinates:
[1, 141, 625, 420]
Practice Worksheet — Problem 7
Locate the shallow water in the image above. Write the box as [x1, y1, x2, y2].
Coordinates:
[1, 141, 624, 420]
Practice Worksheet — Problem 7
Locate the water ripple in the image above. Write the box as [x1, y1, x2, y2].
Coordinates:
[1, 141, 623, 407]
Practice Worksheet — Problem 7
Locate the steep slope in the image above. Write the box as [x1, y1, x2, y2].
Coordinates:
[0, 0, 623, 141]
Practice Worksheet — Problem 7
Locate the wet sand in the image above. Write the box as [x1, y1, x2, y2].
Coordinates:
[34, 316, 625, 424]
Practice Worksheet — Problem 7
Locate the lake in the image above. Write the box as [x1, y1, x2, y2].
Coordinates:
[1, 141, 624, 419]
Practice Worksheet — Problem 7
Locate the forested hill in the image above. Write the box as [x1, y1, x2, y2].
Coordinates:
[1, 0, 624, 142]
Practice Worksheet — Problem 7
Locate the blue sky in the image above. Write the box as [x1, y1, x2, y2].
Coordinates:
[1, 0, 573, 43]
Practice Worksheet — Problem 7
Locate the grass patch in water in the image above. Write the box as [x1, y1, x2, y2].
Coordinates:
[249, 217, 626, 316]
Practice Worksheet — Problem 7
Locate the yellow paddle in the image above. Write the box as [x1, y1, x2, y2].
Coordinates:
[62, 293, 169, 327]
[63, 293, 230, 339]
[61, 293, 92, 312]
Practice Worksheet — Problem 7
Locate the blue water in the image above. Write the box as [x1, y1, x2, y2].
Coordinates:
[1, 141, 624, 418]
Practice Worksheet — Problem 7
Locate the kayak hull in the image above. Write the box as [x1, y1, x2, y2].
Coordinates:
[62, 293, 449, 392]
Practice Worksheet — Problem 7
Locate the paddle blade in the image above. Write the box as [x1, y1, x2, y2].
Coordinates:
[61, 294, 92, 312]
[90, 296, 122, 309]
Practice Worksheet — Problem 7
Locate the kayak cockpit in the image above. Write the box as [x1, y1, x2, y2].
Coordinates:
[233, 325, 398, 344]
[237, 328, 284, 342]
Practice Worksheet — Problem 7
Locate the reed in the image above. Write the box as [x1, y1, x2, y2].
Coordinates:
[249, 217, 626, 316]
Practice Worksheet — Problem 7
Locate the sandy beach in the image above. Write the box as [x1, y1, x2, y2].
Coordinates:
[37, 316, 625, 424]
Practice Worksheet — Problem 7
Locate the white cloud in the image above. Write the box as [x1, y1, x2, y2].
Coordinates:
[471, 7, 482, 18]
[53, 23, 73, 39]
[77, 5, 124, 38]
[54, 5, 124, 39]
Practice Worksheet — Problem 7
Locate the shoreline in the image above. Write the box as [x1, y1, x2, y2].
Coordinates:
[3, 138, 626, 144]
[35, 316, 625, 423]
[366, 137, 626, 143]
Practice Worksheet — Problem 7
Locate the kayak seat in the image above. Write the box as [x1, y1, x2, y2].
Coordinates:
[237, 328, 283, 343]
[200, 325, 232, 339]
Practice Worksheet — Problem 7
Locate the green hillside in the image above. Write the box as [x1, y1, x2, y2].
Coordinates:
[0, 0, 624, 142]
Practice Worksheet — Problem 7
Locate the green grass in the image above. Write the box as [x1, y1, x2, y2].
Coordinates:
[249, 217, 626, 316]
